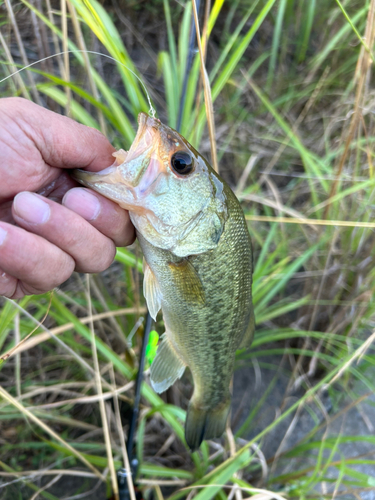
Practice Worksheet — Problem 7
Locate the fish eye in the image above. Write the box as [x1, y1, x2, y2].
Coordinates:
[170, 151, 194, 176]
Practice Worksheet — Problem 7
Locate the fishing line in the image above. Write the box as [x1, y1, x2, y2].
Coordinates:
[0, 49, 156, 118]
[176, 0, 200, 132]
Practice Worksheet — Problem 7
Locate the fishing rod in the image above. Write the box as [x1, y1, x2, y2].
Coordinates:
[116, 312, 152, 500]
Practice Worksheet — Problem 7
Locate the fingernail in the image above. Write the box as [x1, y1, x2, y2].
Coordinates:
[63, 188, 101, 221]
[0, 227, 7, 246]
[14, 192, 50, 224]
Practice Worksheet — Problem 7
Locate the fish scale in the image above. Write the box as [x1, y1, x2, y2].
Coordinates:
[73, 113, 254, 450]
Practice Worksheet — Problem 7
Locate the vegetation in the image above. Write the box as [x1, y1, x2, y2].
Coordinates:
[0, 0, 375, 498]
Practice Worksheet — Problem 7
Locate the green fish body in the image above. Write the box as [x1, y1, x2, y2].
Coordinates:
[73, 113, 254, 449]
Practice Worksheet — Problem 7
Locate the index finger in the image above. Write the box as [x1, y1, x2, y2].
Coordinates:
[1, 97, 117, 172]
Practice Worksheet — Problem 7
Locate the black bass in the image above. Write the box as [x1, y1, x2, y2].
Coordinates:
[73, 113, 254, 449]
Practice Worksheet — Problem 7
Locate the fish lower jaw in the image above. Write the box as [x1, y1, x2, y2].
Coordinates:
[91, 184, 137, 209]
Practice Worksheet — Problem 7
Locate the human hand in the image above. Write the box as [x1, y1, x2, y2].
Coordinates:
[0, 97, 135, 299]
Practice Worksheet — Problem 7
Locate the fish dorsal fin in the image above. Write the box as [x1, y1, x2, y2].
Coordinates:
[143, 262, 162, 320]
[150, 334, 186, 393]
[168, 259, 205, 305]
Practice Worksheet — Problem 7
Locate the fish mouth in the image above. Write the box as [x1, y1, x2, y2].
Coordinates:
[72, 113, 166, 208]
[127, 112, 160, 163]
[71, 165, 136, 209]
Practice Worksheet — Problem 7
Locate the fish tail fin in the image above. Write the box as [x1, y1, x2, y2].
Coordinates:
[185, 396, 231, 451]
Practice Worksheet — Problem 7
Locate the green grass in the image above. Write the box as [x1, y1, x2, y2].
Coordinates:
[1, 0, 375, 499]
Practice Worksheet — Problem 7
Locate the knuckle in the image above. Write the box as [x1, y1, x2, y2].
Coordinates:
[32, 253, 75, 291]
[101, 245, 116, 269]
[111, 217, 135, 247]
[1, 96, 27, 111]
[76, 241, 115, 273]
[117, 229, 136, 248]
[51, 255, 76, 287]
[89, 127, 106, 141]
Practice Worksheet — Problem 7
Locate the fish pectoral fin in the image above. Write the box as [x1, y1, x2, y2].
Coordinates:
[143, 263, 162, 320]
[239, 304, 255, 349]
[168, 259, 205, 305]
[150, 334, 186, 393]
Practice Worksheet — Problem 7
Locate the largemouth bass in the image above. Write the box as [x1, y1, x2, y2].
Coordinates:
[73, 113, 254, 450]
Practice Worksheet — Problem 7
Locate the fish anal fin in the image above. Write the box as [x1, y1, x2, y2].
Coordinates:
[239, 305, 255, 349]
[185, 396, 231, 451]
[143, 263, 162, 320]
[168, 259, 205, 305]
[150, 334, 186, 393]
